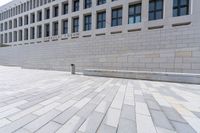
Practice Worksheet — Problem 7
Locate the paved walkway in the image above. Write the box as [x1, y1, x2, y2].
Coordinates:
[0, 66, 200, 133]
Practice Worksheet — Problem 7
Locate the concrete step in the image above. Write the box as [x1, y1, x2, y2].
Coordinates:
[83, 69, 200, 84]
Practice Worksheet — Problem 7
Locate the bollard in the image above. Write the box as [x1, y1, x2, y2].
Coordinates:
[71, 64, 75, 74]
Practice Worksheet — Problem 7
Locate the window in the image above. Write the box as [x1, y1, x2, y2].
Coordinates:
[53, 5, 59, 17]
[14, 19, 17, 28]
[62, 3, 68, 15]
[129, 3, 141, 24]
[30, 27, 35, 39]
[97, 0, 106, 5]
[37, 10, 42, 21]
[37, 25, 42, 38]
[45, 23, 50, 37]
[62, 19, 68, 34]
[84, 0, 92, 9]
[19, 17, 23, 26]
[9, 20, 12, 29]
[173, 0, 189, 17]
[4, 33, 7, 43]
[31, 13, 35, 23]
[14, 31, 17, 42]
[53, 21, 58, 35]
[0, 34, 3, 44]
[112, 7, 122, 27]
[45, 8, 50, 19]
[72, 17, 79, 33]
[4, 22, 8, 30]
[9, 32, 12, 42]
[19, 30, 23, 41]
[24, 28, 28, 40]
[73, 0, 79, 12]
[24, 15, 29, 25]
[84, 14, 92, 31]
[97, 11, 106, 29]
[149, 0, 163, 21]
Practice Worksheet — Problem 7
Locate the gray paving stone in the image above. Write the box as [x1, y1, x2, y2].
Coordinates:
[77, 103, 97, 119]
[150, 110, 174, 130]
[117, 118, 137, 133]
[78, 112, 104, 133]
[120, 105, 135, 121]
[0, 114, 37, 133]
[146, 100, 161, 111]
[53, 107, 79, 124]
[24, 109, 60, 132]
[35, 121, 62, 133]
[162, 107, 186, 123]
[171, 121, 196, 133]
[97, 124, 117, 133]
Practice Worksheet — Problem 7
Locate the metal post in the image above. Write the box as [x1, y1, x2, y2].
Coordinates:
[71, 64, 75, 74]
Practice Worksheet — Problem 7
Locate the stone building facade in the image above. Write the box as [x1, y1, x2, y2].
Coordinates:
[0, 0, 199, 77]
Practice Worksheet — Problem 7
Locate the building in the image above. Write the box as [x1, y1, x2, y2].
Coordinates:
[0, 0, 200, 83]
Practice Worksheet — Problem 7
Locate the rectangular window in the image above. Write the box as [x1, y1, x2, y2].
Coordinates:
[37, 25, 42, 38]
[84, 14, 92, 31]
[14, 19, 17, 28]
[19, 17, 23, 26]
[73, 0, 79, 12]
[84, 0, 92, 9]
[19, 30, 23, 41]
[72, 17, 79, 33]
[24, 28, 28, 40]
[173, 0, 189, 17]
[45, 8, 50, 19]
[53, 21, 58, 35]
[149, 0, 163, 21]
[30, 27, 35, 39]
[24, 15, 29, 25]
[45, 23, 50, 37]
[14, 31, 17, 42]
[53, 5, 59, 17]
[37, 10, 42, 21]
[62, 3, 68, 15]
[44, 24, 50, 37]
[112, 7, 122, 27]
[9, 32, 12, 42]
[97, 0, 106, 5]
[31, 13, 35, 23]
[129, 3, 142, 24]
[9, 20, 12, 29]
[97, 11, 106, 29]
[62, 19, 68, 34]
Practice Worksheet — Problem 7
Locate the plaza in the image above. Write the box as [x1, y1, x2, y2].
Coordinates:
[0, 66, 200, 133]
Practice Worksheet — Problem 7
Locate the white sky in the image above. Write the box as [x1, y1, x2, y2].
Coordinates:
[0, 0, 13, 7]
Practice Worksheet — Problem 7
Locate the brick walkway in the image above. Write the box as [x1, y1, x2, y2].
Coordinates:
[0, 66, 200, 133]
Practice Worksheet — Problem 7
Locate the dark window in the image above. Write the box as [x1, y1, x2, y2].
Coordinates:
[72, 17, 79, 33]
[149, 0, 163, 21]
[62, 20, 68, 34]
[129, 3, 141, 24]
[73, 0, 79, 12]
[97, 11, 106, 29]
[97, 0, 106, 5]
[173, 0, 189, 17]
[45, 8, 50, 19]
[37, 25, 42, 38]
[53, 22, 58, 35]
[84, 0, 92, 9]
[84, 15, 92, 31]
[62, 3, 68, 14]
[54, 5, 59, 17]
[38, 11, 42, 21]
[112, 8, 122, 27]
[45, 24, 50, 37]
